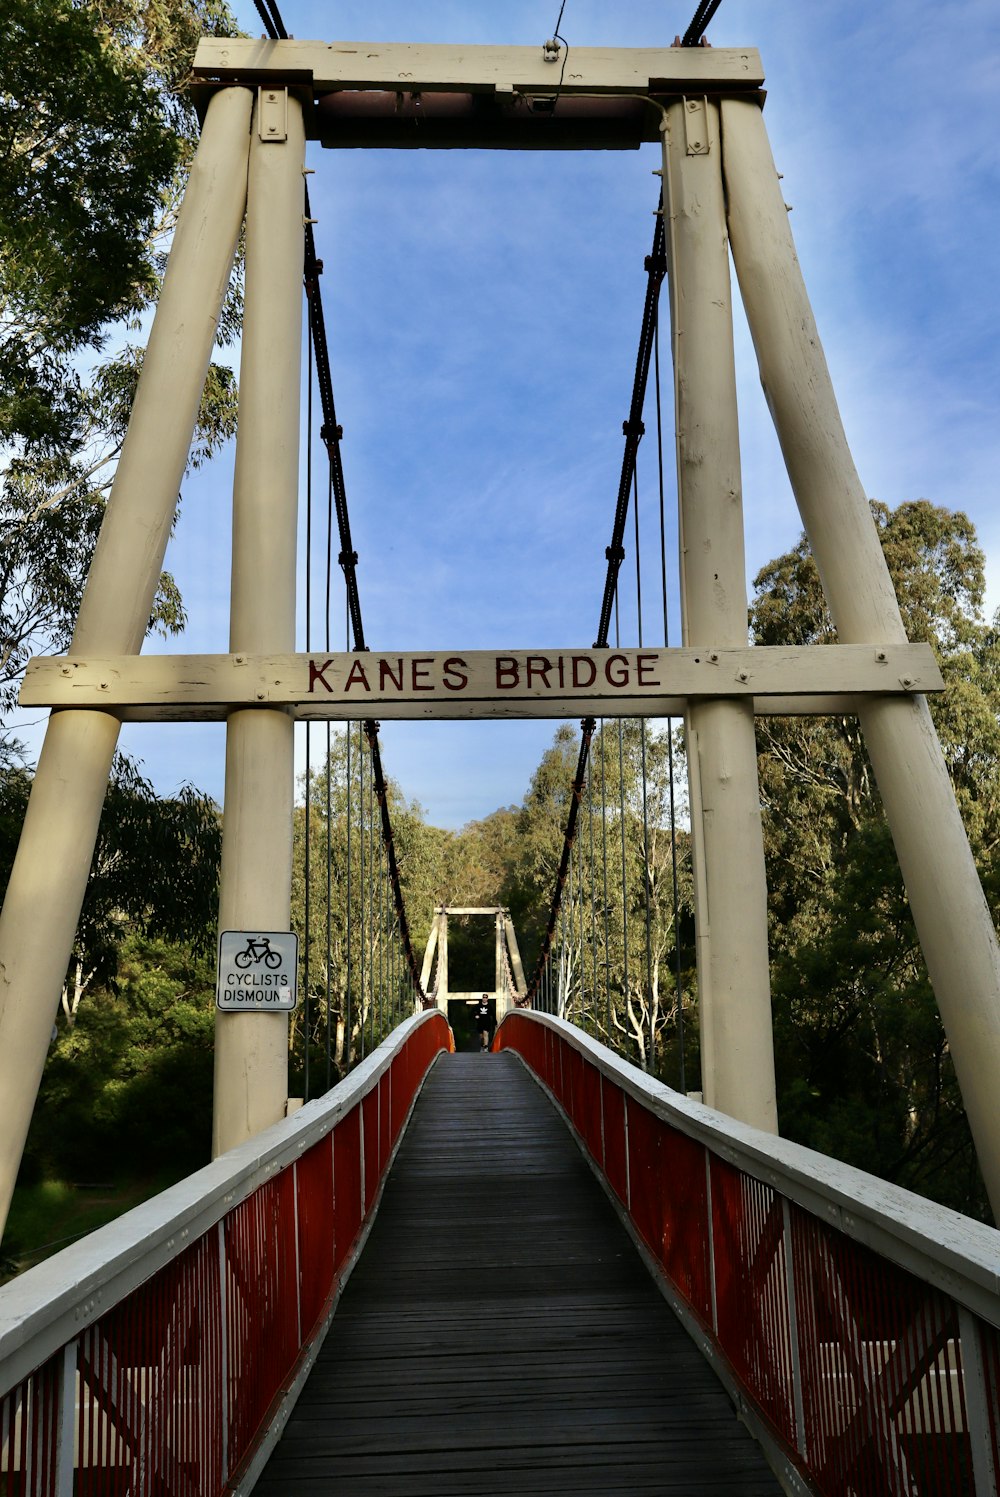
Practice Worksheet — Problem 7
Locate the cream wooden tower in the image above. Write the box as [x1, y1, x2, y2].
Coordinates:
[1, 38, 999, 1234]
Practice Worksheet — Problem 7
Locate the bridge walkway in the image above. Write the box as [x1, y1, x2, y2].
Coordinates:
[254, 1051, 783, 1496]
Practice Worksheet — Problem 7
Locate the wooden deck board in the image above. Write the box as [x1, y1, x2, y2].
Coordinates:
[253, 1052, 784, 1496]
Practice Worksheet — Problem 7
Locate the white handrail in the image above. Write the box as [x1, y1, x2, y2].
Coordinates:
[500, 1013, 1000, 1327]
[0, 1009, 441, 1399]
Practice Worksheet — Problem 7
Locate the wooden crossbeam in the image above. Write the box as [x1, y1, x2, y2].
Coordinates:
[191, 38, 765, 96]
[20, 644, 943, 722]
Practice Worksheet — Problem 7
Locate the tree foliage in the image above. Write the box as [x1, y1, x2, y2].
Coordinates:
[0, 0, 241, 717]
[22, 933, 217, 1185]
[0, 753, 220, 1024]
[497, 720, 695, 1079]
[290, 730, 435, 1085]
[752, 500, 1000, 1219]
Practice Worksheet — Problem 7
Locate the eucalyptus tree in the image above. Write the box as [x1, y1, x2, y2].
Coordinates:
[752, 499, 1000, 1218]
[291, 731, 435, 1084]
[0, 0, 241, 717]
[506, 720, 693, 1078]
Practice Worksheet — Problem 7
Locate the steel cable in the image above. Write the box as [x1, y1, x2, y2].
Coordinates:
[680, 0, 724, 48]
[303, 311, 313, 1100]
[523, 204, 666, 1006]
[302, 180, 424, 1006]
[255, 0, 423, 1013]
[654, 309, 687, 1091]
[634, 471, 656, 1074]
[614, 594, 630, 1046]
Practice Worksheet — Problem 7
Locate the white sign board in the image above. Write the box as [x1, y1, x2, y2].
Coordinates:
[217, 930, 298, 1011]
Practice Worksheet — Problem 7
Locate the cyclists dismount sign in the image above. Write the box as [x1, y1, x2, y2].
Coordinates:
[217, 930, 299, 1011]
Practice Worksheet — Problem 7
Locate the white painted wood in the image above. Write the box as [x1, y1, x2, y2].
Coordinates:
[54, 1342, 76, 1497]
[958, 1305, 999, 1495]
[663, 99, 777, 1133]
[437, 909, 449, 1000]
[224, 1042, 438, 1497]
[0, 87, 254, 1238]
[504, 916, 527, 994]
[418, 916, 439, 991]
[192, 37, 765, 94]
[722, 94, 1000, 1218]
[213, 93, 305, 1158]
[780, 1199, 808, 1459]
[0, 1011, 441, 1399]
[501, 1014, 1000, 1329]
[19, 643, 942, 718]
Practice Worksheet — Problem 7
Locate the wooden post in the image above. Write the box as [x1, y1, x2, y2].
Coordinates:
[212, 91, 306, 1157]
[419, 914, 439, 992]
[504, 914, 527, 998]
[0, 87, 253, 1237]
[662, 100, 778, 1133]
[437, 910, 449, 1008]
[722, 94, 1000, 1215]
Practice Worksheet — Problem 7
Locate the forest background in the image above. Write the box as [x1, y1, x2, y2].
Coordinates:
[1, 0, 998, 1274]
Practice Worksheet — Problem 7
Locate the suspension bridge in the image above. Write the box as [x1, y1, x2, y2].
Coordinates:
[2, 6, 1000, 1495]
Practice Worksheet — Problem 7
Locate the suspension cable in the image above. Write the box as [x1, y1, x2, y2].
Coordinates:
[654, 306, 687, 1092]
[587, 753, 598, 1037]
[599, 721, 612, 1042]
[614, 592, 631, 1052]
[324, 444, 335, 1087]
[259, 0, 425, 1024]
[523, 202, 666, 1006]
[680, 0, 725, 48]
[303, 310, 314, 1100]
[345, 660, 353, 1061]
[595, 204, 666, 652]
[253, 0, 287, 41]
[299, 144, 424, 1005]
[634, 466, 656, 1072]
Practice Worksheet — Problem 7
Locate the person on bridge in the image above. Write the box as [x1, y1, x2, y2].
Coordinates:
[475, 994, 493, 1052]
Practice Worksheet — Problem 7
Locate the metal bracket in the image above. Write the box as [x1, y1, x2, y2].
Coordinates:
[258, 86, 288, 142]
[683, 95, 710, 155]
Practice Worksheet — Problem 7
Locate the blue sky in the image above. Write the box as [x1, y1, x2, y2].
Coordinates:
[30, 0, 1000, 828]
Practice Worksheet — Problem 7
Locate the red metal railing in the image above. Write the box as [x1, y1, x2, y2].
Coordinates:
[497, 1011, 1000, 1497]
[0, 1010, 450, 1497]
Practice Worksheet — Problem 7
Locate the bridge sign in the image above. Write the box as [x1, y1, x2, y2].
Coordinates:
[217, 930, 298, 1011]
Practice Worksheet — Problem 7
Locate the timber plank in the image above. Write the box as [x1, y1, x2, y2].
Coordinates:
[253, 1052, 784, 1496]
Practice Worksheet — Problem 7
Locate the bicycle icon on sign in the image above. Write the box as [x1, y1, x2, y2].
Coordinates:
[234, 936, 282, 970]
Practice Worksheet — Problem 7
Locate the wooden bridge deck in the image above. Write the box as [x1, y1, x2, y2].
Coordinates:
[254, 1051, 783, 1496]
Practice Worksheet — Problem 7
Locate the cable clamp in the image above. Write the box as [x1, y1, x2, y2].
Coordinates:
[321, 423, 343, 443]
[338, 549, 358, 568]
[605, 544, 625, 564]
[622, 418, 645, 439]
